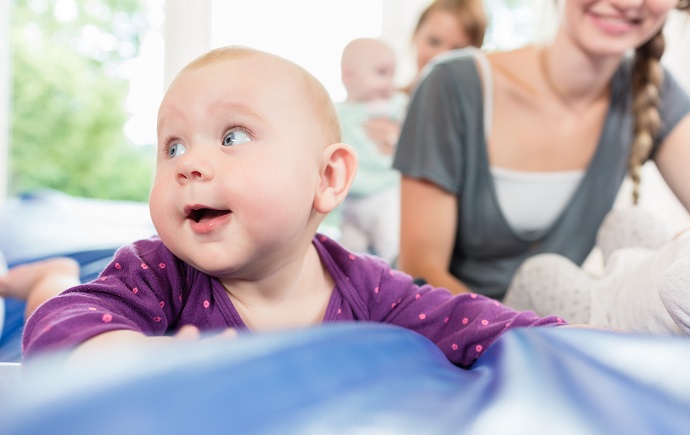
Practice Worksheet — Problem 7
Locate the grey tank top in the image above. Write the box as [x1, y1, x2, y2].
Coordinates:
[393, 48, 690, 300]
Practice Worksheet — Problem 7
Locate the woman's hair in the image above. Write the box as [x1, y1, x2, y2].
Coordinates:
[629, 2, 689, 204]
[414, 0, 487, 48]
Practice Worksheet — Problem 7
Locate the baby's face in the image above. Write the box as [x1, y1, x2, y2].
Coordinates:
[348, 52, 396, 101]
[150, 55, 326, 279]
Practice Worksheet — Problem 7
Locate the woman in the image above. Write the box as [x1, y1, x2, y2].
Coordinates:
[403, 0, 486, 94]
[363, 0, 487, 156]
[393, 0, 690, 300]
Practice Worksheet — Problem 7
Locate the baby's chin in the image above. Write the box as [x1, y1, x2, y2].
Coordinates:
[181, 252, 253, 282]
[186, 260, 235, 281]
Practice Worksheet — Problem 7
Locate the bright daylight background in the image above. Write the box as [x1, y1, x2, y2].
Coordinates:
[1, 0, 689, 235]
[120, 0, 558, 148]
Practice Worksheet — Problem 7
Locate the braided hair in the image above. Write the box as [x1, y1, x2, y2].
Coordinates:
[629, 2, 689, 204]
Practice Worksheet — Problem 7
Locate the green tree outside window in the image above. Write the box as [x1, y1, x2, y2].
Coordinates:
[10, 0, 154, 202]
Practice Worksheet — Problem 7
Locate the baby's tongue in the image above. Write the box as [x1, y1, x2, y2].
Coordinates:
[199, 209, 230, 223]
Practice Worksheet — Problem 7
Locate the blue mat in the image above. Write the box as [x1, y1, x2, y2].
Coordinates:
[0, 190, 155, 362]
[2, 191, 690, 433]
[0, 248, 119, 362]
[0, 189, 154, 265]
[1, 324, 689, 434]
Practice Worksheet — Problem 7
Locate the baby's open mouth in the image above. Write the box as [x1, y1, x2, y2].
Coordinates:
[187, 208, 231, 223]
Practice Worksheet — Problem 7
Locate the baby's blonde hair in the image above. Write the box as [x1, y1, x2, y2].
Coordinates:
[179, 46, 342, 146]
[629, 2, 689, 204]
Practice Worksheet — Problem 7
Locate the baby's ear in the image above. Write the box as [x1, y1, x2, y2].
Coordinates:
[313, 142, 358, 214]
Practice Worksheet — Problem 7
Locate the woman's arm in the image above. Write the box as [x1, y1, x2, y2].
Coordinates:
[398, 176, 471, 294]
[655, 114, 690, 210]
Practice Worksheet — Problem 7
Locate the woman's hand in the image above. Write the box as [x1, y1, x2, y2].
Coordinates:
[363, 117, 400, 156]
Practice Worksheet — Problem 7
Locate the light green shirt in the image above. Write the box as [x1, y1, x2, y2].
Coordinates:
[337, 92, 408, 198]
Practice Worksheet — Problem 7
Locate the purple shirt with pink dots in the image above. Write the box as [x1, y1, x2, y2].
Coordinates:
[22, 235, 564, 367]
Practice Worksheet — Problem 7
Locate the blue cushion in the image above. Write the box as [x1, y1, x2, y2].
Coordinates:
[1, 324, 689, 434]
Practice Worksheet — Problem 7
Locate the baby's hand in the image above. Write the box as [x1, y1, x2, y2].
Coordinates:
[174, 325, 238, 341]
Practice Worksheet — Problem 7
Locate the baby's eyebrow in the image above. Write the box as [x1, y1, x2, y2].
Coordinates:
[209, 101, 260, 119]
[157, 100, 188, 129]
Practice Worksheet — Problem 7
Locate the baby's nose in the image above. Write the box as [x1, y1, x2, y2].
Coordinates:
[175, 153, 213, 183]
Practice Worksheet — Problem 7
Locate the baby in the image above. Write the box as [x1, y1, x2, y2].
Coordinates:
[22, 46, 563, 368]
[336, 38, 408, 264]
[0, 255, 80, 336]
[504, 207, 690, 335]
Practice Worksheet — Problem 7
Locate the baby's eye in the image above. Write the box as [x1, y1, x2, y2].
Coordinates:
[222, 130, 252, 147]
[168, 142, 187, 158]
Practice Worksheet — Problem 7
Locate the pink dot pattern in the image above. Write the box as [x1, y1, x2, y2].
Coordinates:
[26, 236, 568, 370]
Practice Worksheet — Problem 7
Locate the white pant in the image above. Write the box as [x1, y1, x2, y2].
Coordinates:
[340, 187, 399, 264]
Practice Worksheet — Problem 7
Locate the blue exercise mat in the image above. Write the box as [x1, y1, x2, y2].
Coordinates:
[0, 190, 155, 362]
[1, 324, 689, 434]
[0, 189, 155, 265]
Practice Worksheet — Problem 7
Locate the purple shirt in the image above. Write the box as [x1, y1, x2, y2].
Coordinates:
[23, 235, 564, 367]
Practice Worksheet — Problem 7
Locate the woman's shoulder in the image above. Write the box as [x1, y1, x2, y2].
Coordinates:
[486, 46, 540, 93]
[487, 45, 542, 104]
[485, 46, 532, 64]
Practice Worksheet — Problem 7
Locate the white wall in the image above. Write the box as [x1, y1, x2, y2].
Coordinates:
[664, 11, 690, 93]
[162, 0, 430, 102]
[1, 2, 689, 207]
[380, 0, 433, 89]
[162, 0, 211, 89]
